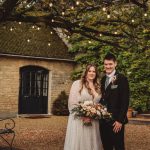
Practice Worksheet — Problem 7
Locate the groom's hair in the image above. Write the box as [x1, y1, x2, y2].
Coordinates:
[104, 53, 116, 62]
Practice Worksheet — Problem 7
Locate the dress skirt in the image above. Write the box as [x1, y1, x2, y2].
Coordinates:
[64, 114, 103, 150]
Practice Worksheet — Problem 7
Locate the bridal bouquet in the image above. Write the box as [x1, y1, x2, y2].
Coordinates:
[71, 101, 112, 126]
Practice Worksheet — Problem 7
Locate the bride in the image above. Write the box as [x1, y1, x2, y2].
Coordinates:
[64, 64, 103, 150]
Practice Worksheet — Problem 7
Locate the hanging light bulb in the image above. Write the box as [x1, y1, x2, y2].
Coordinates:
[107, 14, 110, 19]
[10, 27, 13, 31]
[102, 7, 106, 11]
[131, 19, 135, 23]
[71, 6, 74, 10]
[76, 1, 80, 5]
[49, 3, 53, 7]
[88, 41, 92, 44]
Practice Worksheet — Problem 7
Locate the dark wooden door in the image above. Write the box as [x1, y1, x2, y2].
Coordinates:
[19, 66, 49, 114]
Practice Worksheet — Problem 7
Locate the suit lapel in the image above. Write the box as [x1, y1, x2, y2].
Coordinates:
[101, 75, 111, 100]
[101, 76, 106, 91]
[106, 82, 112, 91]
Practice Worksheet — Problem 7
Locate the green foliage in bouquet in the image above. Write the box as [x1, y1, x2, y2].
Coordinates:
[52, 91, 69, 116]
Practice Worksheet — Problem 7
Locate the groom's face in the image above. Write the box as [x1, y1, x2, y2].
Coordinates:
[104, 59, 117, 75]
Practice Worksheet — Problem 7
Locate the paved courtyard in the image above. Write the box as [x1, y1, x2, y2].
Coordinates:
[0, 116, 150, 150]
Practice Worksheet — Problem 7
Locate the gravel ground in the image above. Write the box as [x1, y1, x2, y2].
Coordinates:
[0, 116, 150, 150]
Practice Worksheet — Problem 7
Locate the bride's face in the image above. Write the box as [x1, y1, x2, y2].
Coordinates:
[86, 66, 96, 81]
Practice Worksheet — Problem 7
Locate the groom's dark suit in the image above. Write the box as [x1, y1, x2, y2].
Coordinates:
[100, 72, 129, 150]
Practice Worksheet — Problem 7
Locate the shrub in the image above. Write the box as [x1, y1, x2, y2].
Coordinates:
[52, 91, 69, 116]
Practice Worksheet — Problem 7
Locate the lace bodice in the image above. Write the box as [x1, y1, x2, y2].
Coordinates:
[68, 80, 101, 112]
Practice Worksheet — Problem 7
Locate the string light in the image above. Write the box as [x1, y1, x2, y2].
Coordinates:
[131, 19, 135, 23]
[32, 25, 35, 29]
[144, 13, 147, 17]
[10, 27, 13, 31]
[102, 7, 106, 11]
[50, 31, 53, 34]
[27, 39, 30, 42]
[88, 41, 92, 44]
[71, 6, 74, 10]
[79, 23, 82, 26]
[67, 36, 70, 39]
[143, 29, 147, 33]
[37, 27, 40, 30]
[48, 43, 51, 46]
[49, 3, 53, 7]
[114, 32, 118, 34]
[76, 1, 80, 5]
[51, 19, 54, 22]
[18, 22, 22, 25]
[99, 34, 102, 37]
[107, 14, 110, 19]
[62, 12, 65, 16]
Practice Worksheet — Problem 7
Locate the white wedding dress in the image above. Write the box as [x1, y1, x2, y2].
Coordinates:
[64, 80, 103, 150]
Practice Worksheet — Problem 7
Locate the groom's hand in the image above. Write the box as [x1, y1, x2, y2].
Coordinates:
[112, 121, 122, 133]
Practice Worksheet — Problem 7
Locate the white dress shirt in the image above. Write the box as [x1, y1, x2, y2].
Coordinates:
[106, 70, 116, 85]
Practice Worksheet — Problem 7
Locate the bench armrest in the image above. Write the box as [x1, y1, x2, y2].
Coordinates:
[0, 118, 15, 130]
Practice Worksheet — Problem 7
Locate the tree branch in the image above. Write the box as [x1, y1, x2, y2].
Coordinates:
[131, 0, 148, 10]
[0, 0, 19, 21]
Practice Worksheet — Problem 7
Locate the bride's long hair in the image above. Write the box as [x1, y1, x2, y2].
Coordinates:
[79, 64, 101, 97]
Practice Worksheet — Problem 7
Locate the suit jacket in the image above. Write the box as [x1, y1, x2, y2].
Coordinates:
[100, 72, 129, 124]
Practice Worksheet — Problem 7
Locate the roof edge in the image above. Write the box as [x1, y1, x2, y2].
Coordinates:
[0, 53, 75, 62]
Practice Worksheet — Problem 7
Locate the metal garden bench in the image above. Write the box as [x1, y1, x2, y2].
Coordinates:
[0, 117, 15, 150]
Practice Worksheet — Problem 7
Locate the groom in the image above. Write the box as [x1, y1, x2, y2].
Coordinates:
[99, 53, 129, 150]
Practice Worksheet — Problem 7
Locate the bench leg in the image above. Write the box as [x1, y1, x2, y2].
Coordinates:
[0, 132, 15, 150]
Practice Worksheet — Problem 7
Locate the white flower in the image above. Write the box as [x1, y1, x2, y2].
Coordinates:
[111, 75, 117, 84]
[83, 101, 93, 106]
[90, 108, 97, 113]
[82, 106, 87, 110]
[102, 111, 107, 115]
[87, 106, 92, 110]
[86, 112, 90, 116]
[104, 108, 107, 111]
[96, 111, 101, 116]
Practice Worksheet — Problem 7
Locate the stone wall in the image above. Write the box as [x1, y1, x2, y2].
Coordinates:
[0, 56, 75, 114]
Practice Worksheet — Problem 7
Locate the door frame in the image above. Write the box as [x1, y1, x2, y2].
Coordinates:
[18, 65, 49, 114]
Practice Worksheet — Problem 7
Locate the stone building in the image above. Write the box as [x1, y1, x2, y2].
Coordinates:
[0, 22, 75, 115]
